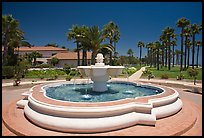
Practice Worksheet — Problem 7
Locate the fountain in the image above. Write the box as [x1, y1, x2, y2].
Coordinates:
[77, 53, 124, 92]
[13, 53, 183, 134]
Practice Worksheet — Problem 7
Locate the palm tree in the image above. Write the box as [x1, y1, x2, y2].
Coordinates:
[185, 39, 192, 68]
[30, 51, 42, 66]
[176, 17, 190, 71]
[195, 40, 202, 68]
[67, 25, 83, 66]
[175, 49, 181, 65]
[137, 41, 145, 66]
[190, 23, 201, 69]
[102, 21, 120, 65]
[78, 26, 114, 64]
[163, 27, 175, 70]
[183, 27, 191, 70]
[159, 34, 167, 68]
[171, 40, 177, 67]
[2, 14, 24, 66]
[155, 41, 161, 70]
[146, 42, 154, 67]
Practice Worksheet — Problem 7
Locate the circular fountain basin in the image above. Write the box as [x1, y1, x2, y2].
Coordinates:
[44, 82, 163, 102]
[18, 81, 182, 133]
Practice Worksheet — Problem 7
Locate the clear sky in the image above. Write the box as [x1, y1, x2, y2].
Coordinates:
[2, 2, 202, 65]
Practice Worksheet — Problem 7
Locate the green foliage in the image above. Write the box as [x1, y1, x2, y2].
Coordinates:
[66, 74, 72, 81]
[25, 69, 66, 79]
[187, 68, 199, 77]
[50, 57, 59, 66]
[69, 69, 80, 76]
[161, 73, 169, 79]
[34, 63, 53, 68]
[177, 72, 184, 80]
[127, 67, 137, 75]
[63, 64, 71, 75]
[2, 66, 15, 79]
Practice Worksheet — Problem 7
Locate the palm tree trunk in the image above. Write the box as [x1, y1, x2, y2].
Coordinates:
[91, 51, 97, 65]
[77, 42, 80, 66]
[82, 49, 86, 65]
[196, 45, 199, 68]
[165, 46, 167, 67]
[157, 49, 159, 70]
[168, 39, 171, 70]
[184, 36, 187, 70]
[140, 47, 142, 66]
[187, 47, 190, 68]
[192, 35, 195, 69]
[161, 43, 164, 68]
[180, 30, 183, 71]
[172, 45, 175, 67]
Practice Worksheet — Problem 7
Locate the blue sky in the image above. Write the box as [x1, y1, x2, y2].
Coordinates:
[2, 2, 202, 65]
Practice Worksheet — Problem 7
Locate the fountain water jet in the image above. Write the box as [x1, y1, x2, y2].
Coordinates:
[77, 53, 124, 92]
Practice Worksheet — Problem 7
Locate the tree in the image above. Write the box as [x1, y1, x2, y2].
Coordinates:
[175, 49, 181, 65]
[159, 34, 167, 68]
[137, 41, 145, 66]
[67, 25, 82, 66]
[190, 23, 201, 69]
[187, 68, 199, 85]
[163, 27, 176, 70]
[146, 42, 154, 67]
[183, 27, 191, 70]
[77, 26, 114, 64]
[46, 43, 58, 47]
[195, 40, 202, 68]
[176, 17, 190, 71]
[171, 40, 177, 67]
[50, 57, 59, 66]
[2, 14, 24, 66]
[185, 39, 192, 68]
[102, 21, 120, 65]
[30, 51, 42, 66]
[155, 41, 161, 70]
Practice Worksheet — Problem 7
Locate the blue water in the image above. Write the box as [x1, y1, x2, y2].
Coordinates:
[45, 82, 163, 102]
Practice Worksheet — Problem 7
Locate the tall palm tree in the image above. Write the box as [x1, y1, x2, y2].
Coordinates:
[183, 27, 191, 70]
[171, 40, 177, 67]
[155, 41, 161, 70]
[137, 41, 145, 66]
[175, 49, 181, 65]
[102, 21, 120, 65]
[190, 23, 201, 69]
[195, 40, 202, 68]
[67, 25, 84, 66]
[146, 42, 154, 67]
[78, 26, 114, 64]
[163, 27, 175, 70]
[185, 39, 192, 68]
[2, 14, 24, 66]
[159, 34, 167, 68]
[176, 17, 190, 71]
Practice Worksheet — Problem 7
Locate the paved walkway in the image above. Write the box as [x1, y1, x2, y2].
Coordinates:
[128, 66, 146, 81]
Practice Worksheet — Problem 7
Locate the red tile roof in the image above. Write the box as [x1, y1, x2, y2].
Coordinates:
[48, 51, 92, 60]
[2, 46, 68, 52]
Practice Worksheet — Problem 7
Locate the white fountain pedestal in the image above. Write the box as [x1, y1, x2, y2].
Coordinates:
[77, 53, 124, 92]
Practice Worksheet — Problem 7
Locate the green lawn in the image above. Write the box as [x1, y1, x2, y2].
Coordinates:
[142, 66, 202, 80]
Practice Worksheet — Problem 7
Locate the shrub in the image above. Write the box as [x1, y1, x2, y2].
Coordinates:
[161, 73, 169, 79]
[2, 66, 15, 79]
[63, 64, 71, 75]
[187, 68, 199, 85]
[177, 73, 184, 80]
[34, 63, 53, 68]
[66, 74, 72, 81]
